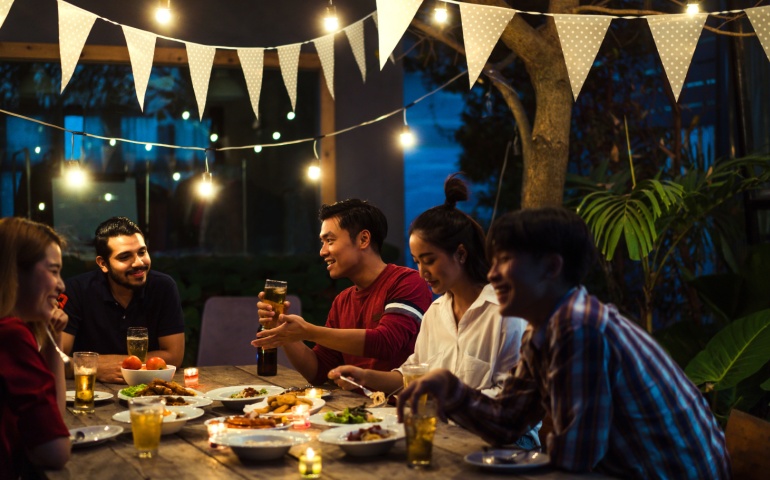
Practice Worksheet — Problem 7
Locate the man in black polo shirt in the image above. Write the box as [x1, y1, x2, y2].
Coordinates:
[62, 217, 185, 383]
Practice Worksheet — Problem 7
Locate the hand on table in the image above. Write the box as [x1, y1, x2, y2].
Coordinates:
[397, 368, 454, 423]
[328, 365, 367, 391]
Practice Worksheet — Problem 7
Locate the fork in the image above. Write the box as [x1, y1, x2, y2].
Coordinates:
[46, 328, 70, 364]
[339, 375, 375, 398]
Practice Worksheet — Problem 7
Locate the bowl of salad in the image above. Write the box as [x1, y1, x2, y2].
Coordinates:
[205, 385, 284, 411]
[309, 404, 397, 428]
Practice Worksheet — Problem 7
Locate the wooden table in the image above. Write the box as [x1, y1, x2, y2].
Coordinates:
[47, 365, 610, 479]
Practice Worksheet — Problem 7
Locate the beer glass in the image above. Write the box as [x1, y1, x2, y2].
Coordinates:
[129, 396, 166, 458]
[72, 352, 99, 414]
[259, 279, 286, 377]
[127, 326, 149, 363]
[401, 363, 429, 389]
[404, 397, 438, 468]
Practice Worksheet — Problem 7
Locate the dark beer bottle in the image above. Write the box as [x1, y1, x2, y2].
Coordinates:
[257, 335, 278, 377]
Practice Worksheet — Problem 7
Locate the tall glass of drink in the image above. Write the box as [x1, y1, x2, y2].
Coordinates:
[127, 326, 149, 363]
[72, 352, 99, 414]
[129, 396, 166, 458]
[404, 397, 438, 468]
[401, 363, 429, 389]
[259, 279, 287, 377]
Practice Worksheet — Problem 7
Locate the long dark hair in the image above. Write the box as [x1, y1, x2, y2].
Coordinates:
[408, 174, 488, 284]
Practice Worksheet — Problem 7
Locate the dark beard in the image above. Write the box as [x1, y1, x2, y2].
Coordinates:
[106, 265, 148, 292]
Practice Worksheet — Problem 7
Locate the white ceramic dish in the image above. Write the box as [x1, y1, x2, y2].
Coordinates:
[318, 424, 404, 457]
[216, 431, 311, 461]
[65, 391, 113, 403]
[206, 385, 285, 411]
[117, 387, 212, 407]
[205, 416, 291, 432]
[112, 405, 205, 435]
[121, 365, 176, 386]
[243, 397, 325, 416]
[69, 425, 123, 448]
[309, 411, 398, 428]
[464, 449, 550, 471]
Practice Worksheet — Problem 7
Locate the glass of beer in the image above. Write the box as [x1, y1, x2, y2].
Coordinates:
[72, 352, 99, 414]
[262, 279, 287, 329]
[129, 396, 166, 458]
[127, 327, 149, 363]
[401, 363, 429, 389]
[404, 397, 438, 468]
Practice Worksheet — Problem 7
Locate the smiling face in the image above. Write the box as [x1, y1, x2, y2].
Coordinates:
[16, 242, 65, 324]
[97, 233, 151, 291]
[409, 233, 465, 296]
[487, 249, 550, 321]
[319, 217, 364, 280]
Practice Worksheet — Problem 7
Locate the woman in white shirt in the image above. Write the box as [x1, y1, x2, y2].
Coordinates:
[329, 174, 526, 397]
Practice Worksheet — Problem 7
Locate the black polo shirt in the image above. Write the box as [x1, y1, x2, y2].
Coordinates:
[63, 269, 185, 355]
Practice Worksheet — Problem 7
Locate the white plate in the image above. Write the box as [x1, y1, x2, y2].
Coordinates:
[69, 425, 123, 448]
[206, 385, 285, 411]
[243, 396, 325, 416]
[205, 416, 291, 431]
[112, 406, 205, 435]
[117, 387, 212, 407]
[464, 449, 550, 471]
[318, 424, 404, 457]
[309, 411, 398, 428]
[66, 391, 114, 403]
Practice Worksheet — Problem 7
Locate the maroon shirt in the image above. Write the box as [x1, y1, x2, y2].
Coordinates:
[311, 264, 432, 385]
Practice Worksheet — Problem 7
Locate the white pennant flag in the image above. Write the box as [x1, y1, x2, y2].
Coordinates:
[375, 0, 423, 70]
[554, 14, 612, 101]
[459, 2, 514, 88]
[0, 0, 15, 30]
[122, 26, 156, 111]
[315, 34, 336, 99]
[746, 6, 770, 63]
[647, 13, 707, 102]
[345, 19, 367, 82]
[278, 44, 302, 112]
[237, 48, 264, 120]
[185, 42, 216, 120]
[57, 0, 97, 93]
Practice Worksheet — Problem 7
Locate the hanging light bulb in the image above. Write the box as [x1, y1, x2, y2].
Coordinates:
[399, 111, 416, 148]
[323, 1, 339, 32]
[155, 0, 172, 25]
[308, 165, 321, 181]
[64, 160, 87, 188]
[198, 171, 214, 198]
[686, 2, 700, 15]
[434, 2, 448, 24]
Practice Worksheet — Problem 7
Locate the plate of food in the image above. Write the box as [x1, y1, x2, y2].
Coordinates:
[69, 425, 124, 449]
[242, 393, 324, 417]
[112, 406, 205, 435]
[318, 424, 404, 457]
[282, 386, 332, 399]
[309, 404, 397, 428]
[215, 431, 312, 461]
[464, 449, 550, 471]
[206, 385, 285, 411]
[205, 414, 291, 431]
[65, 391, 113, 403]
[118, 379, 213, 407]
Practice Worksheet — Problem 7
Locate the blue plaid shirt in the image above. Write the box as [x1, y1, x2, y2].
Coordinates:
[444, 287, 729, 479]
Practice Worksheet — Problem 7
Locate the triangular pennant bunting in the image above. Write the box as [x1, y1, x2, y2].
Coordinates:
[57, 0, 97, 93]
[315, 34, 336, 99]
[185, 42, 216, 120]
[278, 44, 302, 112]
[647, 13, 707, 102]
[345, 19, 367, 83]
[122, 25, 156, 111]
[372, 11, 378, 29]
[459, 2, 514, 87]
[0, 0, 15, 30]
[554, 14, 612, 101]
[746, 6, 770, 63]
[375, 0, 423, 70]
[237, 48, 265, 120]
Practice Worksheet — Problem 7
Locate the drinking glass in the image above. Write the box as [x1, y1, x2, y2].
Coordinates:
[404, 397, 438, 468]
[401, 363, 429, 389]
[259, 279, 286, 377]
[129, 396, 166, 458]
[72, 352, 99, 414]
[127, 327, 149, 363]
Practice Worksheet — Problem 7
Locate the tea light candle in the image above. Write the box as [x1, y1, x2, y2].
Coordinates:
[292, 404, 310, 430]
[299, 447, 321, 478]
[207, 420, 227, 448]
[184, 367, 199, 387]
[306, 388, 319, 398]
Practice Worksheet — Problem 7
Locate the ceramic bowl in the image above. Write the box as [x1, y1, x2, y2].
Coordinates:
[121, 365, 176, 386]
[218, 431, 311, 461]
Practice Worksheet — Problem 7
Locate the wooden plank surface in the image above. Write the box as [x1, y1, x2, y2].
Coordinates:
[47, 365, 612, 479]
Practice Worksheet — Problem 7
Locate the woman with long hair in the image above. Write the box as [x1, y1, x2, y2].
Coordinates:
[1, 217, 71, 478]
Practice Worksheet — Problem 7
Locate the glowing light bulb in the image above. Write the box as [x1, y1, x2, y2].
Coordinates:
[34, 146, 41, 154]
[145, 144, 153, 151]
[686, 2, 700, 15]
[198, 172, 214, 198]
[254, 145, 263, 153]
[399, 126, 416, 148]
[210, 133, 219, 142]
[104, 193, 113, 202]
[182, 111, 190, 120]
[308, 165, 321, 181]
[272, 131, 281, 140]
[155, 0, 172, 24]
[109, 139, 117, 147]
[287, 112, 296, 120]
[324, 5, 339, 32]
[172, 172, 181, 181]
[38, 202, 45, 211]
[64, 162, 87, 188]
[434, 5, 448, 23]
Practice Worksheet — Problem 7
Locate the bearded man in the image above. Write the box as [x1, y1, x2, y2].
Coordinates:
[62, 217, 185, 383]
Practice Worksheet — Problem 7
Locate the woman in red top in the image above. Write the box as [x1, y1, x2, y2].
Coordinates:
[0, 218, 71, 479]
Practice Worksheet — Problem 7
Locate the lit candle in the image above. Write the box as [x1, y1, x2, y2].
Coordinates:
[299, 447, 322, 478]
[206, 420, 227, 448]
[307, 388, 318, 398]
[292, 404, 310, 430]
[184, 367, 199, 387]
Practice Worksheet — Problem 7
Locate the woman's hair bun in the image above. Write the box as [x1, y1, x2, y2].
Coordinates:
[443, 173, 469, 209]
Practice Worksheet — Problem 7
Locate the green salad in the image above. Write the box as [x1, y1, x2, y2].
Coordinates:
[229, 387, 269, 399]
[323, 405, 381, 424]
[120, 384, 147, 398]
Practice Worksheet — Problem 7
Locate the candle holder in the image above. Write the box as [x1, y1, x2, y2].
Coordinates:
[298, 447, 322, 478]
[306, 388, 319, 398]
[183, 367, 199, 388]
[206, 420, 227, 449]
[292, 404, 310, 430]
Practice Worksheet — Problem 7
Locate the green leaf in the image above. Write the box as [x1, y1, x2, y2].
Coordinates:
[684, 309, 770, 391]
[761, 378, 770, 391]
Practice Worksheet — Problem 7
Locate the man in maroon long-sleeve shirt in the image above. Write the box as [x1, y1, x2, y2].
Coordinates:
[253, 199, 432, 385]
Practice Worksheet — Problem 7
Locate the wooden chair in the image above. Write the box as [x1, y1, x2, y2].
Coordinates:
[725, 409, 770, 479]
[196, 295, 300, 368]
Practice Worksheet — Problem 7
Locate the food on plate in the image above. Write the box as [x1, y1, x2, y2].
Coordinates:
[225, 413, 285, 429]
[121, 355, 142, 370]
[347, 425, 392, 441]
[163, 396, 189, 406]
[230, 387, 268, 399]
[120, 379, 196, 398]
[323, 404, 382, 424]
[369, 391, 386, 407]
[145, 357, 167, 370]
[283, 387, 329, 398]
[249, 393, 313, 415]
